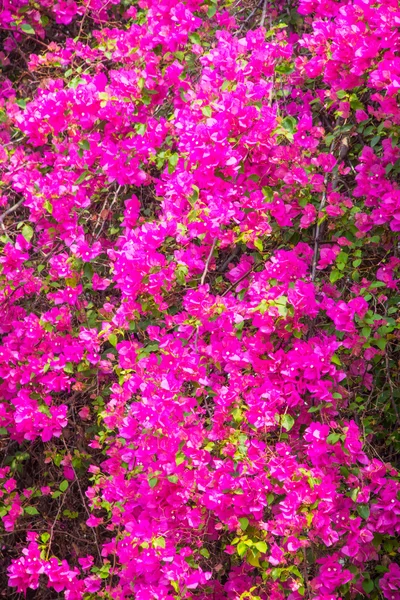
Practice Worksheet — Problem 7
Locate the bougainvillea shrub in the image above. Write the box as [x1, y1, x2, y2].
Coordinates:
[0, 0, 400, 598]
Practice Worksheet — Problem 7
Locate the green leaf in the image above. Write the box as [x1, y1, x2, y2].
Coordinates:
[330, 269, 343, 283]
[43, 199, 53, 214]
[255, 541, 267, 553]
[375, 337, 387, 350]
[200, 548, 210, 558]
[371, 135, 380, 147]
[349, 94, 364, 110]
[79, 139, 90, 151]
[59, 480, 69, 492]
[254, 238, 263, 252]
[262, 186, 274, 202]
[327, 433, 341, 445]
[0, 427, 7, 435]
[148, 477, 158, 488]
[207, 5, 217, 17]
[281, 116, 297, 134]
[41, 532, 50, 543]
[271, 568, 282, 581]
[362, 578, 374, 594]
[135, 123, 146, 136]
[175, 265, 188, 285]
[169, 153, 179, 167]
[370, 235, 380, 244]
[171, 581, 180, 593]
[275, 62, 294, 74]
[75, 171, 89, 184]
[190, 185, 199, 204]
[175, 451, 186, 466]
[239, 517, 249, 531]
[247, 550, 261, 567]
[237, 541, 247, 557]
[108, 334, 118, 347]
[24, 506, 39, 515]
[189, 33, 201, 44]
[201, 106, 212, 118]
[168, 153, 179, 173]
[281, 414, 295, 431]
[386, 163, 393, 175]
[21, 23, 35, 35]
[361, 326, 371, 339]
[83, 263, 93, 281]
[167, 475, 178, 484]
[22, 224, 34, 242]
[357, 504, 370, 520]
[153, 537, 166, 548]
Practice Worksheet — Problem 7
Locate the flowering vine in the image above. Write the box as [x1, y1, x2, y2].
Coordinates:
[0, 0, 400, 598]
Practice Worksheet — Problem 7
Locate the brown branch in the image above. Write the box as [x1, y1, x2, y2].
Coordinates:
[95, 184, 122, 240]
[61, 436, 102, 561]
[222, 265, 259, 297]
[259, 0, 268, 27]
[311, 133, 349, 281]
[236, 0, 264, 35]
[0, 198, 25, 231]
[46, 494, 67, 560]
[200, 238, 217, 285]
[385, 352, 400, 425]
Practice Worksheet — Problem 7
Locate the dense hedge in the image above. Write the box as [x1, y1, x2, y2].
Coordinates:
[0, 0, 400, 598]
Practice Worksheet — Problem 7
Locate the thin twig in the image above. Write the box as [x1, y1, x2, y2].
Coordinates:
[310, 187, 327, 282]
[311, 132, 349, 281]
[236, 0, 264, 35]
[46, 494, 67, 560]
[219, 246, 240, 273]
[0, 198, 24, 231]
[95, 184, 122, 240]
[385, 352, 400, 425]
[302, 547, 310, 597]
[0, 26, 50, 49]
[3, 137, 24, 147]
[194, 239, 217, 350]
[332, 136, 350, 191]
[259, 0, 268, 27]
[222, 265, 256, 297]
[200, 238, 217, 285]
[76, 3, 90, 43]
[61, 436, 102, 561]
